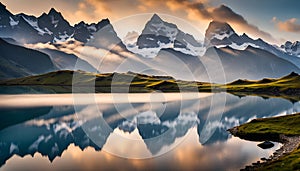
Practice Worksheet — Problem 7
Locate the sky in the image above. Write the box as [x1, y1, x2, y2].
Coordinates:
[1, 0, 300, 45]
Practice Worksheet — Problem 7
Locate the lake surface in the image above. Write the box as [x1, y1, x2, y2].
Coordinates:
[0, 93, 299, 171]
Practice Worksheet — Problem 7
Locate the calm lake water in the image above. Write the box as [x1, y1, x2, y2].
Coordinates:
[0, 93, 299, 171]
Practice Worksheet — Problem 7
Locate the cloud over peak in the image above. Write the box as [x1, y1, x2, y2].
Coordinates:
[163, 1, 277, 43]
[273, 17, 300, 33]
[201, 4, 276, 42]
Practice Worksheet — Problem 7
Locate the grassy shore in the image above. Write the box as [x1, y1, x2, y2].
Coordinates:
[0, 70, 299, 101]
[229, 113, 300, 170]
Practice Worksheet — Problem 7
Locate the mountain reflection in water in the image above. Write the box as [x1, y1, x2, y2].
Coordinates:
[0, 93, 299, 171]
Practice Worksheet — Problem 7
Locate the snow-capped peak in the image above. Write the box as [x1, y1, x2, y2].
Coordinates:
[126, 14, 204, 58]
[281, 41, 300, 57]
[138, 13, 178, 46]
[0, 6, 115, 44]
[205, 20, 235, 43]
[149, 13, 164, 23]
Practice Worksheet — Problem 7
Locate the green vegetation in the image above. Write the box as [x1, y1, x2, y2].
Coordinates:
[0, 70, 212, 93]
[260, 147, 300, 171]
[230, 113, 300, 140]
[0, 70, 299, 99]
[219, 72, 300, 101]
[229, 113, 300, 171]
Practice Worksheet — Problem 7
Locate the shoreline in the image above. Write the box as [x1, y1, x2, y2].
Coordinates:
[230, 126, 300, 170]
[228, 113, 300, 170]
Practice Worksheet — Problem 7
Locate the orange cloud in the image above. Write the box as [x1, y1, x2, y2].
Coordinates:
[211, 5, 276, 43]
[63, 0, 115, 24]
[136, 0, 277, 43]
[273, 17, 300, 33]
[163, 1, 277, 43]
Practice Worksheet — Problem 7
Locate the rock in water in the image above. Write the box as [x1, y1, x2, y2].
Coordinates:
[257, 141, 274, 149]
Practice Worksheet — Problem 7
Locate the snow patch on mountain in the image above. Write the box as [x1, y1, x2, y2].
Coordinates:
[50, 15, 59, 27]
[281, 41, 300, 57]
[53, 32, 74, 43]
[216, 42, 260, 50]
[21, 16, 52, 35]
[127, 42, 173, 58]
[149, 21, 178, 41]
[9, 17, 18, 26]
[174, 44, 206, 56]
[87, 25, 97, 32]
[210, 30, 234, 40]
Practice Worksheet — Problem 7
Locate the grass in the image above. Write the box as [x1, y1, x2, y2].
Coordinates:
[260, 148, 300, 171]
[234, 113, 300, 138]
[0, 70, 211, 93]
[0, 70, 299, 98]
[229, 113, 300, 170]
[222, 72, 300, 92]
[217, 72, 300, 101]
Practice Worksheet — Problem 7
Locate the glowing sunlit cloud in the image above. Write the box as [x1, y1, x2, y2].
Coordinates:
[273, 17, 300, 33]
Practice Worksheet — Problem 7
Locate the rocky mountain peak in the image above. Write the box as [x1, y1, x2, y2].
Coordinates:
[136, 14, 178, 49]
[292, 41, 300, 46]
[0, 2, 12, 16]
[205, 20, 235, 42]
[142, 14, 177, 35]
[0, 2, 6, 11]
[149, 13, 163, 23]
[133, 14, 203, 57]
[96, 18, 110, 30]
[48, 8, 60, 16]
[281, 41, 300, 57]
[0, 5, 116, 44]
[47, 8, 68, 24]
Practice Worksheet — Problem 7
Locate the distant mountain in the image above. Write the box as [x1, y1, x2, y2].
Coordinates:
[126, 14, 204, 57]
[152, 46, 300, 82]
[207, 46, 300, 81]
[0, 38, 55, 80]
[0, 37, 98, 74]
[205, 21, 300, 67]
[281, 41, 300, 57]
[205, 21, 236, 46]
[0, 2, 117, 44]
[39, 48, 97, 72]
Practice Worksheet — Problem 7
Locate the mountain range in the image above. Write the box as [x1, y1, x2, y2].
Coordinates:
[0, 3, 110, 44]
[0, 2, 300, 82]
